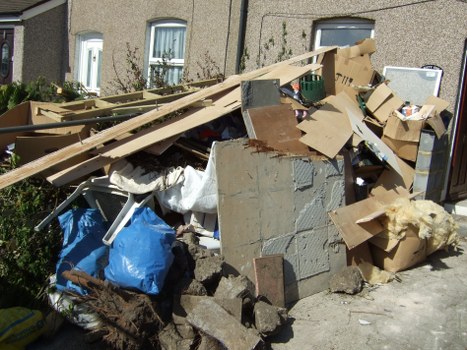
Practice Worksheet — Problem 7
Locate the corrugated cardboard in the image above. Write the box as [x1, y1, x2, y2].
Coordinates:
[365, 83, 404, 123]
[381, 135, 418, 162]
[337, 38, 376, 59]
[297, 92, 358, 158]
[383, 115, 425, 142]
[334, 54, 376, 98]
[370, 227, 427, 272]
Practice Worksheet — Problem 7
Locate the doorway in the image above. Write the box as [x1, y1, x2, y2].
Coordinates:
[77, 32, 103, 95]
[447, 41, 467, 201]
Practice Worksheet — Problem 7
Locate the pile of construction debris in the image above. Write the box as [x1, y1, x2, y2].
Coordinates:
[0, 39, 461, 349]
[58, 233, 284, 350]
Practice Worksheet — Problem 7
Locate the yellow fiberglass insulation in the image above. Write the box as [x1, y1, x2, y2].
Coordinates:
[384, 197, 460, 255]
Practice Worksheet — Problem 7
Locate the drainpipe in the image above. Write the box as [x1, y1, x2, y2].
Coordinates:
[235, 0, 248, 74]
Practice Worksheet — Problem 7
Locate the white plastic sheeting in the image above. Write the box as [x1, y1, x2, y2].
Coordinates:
[155, 142, 218, 214]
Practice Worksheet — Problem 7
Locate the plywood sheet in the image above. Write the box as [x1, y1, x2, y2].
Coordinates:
[245, 104, 311, 155]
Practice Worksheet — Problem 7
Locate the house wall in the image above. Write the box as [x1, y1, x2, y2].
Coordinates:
[21, 4, 67, 83]
[67, 0, 243, 96]
[242, 0, 467, 115]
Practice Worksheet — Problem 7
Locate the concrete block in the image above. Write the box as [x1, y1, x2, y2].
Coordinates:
[327, 179, 346, 211]
[297, 227, 330, 279]
[216, 139, 346, 303]
[259, 188, 295, 240]
[295, 195, 327, 232]
[221, 242, 262, 279]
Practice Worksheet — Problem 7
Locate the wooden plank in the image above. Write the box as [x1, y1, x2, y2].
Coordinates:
[48, 64, 321, 186]
[0, 46, 336, 190]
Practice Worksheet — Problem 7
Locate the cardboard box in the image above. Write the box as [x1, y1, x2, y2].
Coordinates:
[381, 135, 418, 162]
[369, 227, 427, 273]
[380, 95, 449, 162]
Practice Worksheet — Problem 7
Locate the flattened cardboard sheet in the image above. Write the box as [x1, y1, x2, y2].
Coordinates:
[365, 83, 404, 123]
[337, 38, 376, 59]
[347, 107, 402, 174]
[329, 196, 385, 250]
[334, 54, 375, 98]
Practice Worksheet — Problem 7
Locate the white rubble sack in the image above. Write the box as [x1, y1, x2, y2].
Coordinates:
[155, 142, 218, 214]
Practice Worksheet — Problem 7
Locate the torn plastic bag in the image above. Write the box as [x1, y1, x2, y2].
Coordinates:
[155, 143, 218, 214]
[56, 208, 108, 295]
[104, 206, 176, 295]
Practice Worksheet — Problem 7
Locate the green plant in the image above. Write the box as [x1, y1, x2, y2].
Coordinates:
[195, 51, 224, 81]
[0, 161, 70, 309]
[110, 43, 149, 94]
[257, 21, 297, 67]
[0, 77, 87, 115]
[239, 47, 250, 73]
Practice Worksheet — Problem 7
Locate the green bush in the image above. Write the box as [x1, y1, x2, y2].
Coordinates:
[0, 77, 87, 309]
[0, 77, 87, 115]
[0, 161, 69, 309]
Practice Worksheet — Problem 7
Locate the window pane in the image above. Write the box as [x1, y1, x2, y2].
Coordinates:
[86, 49, 92, 86]
[150, 64, 183, 86]
[320, 28, 372, 47]
[153, 26, 186, 59]
[97, 50, 102, 88]
[1, 43, 9, 77]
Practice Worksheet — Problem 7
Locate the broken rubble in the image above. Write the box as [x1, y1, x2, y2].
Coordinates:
[253, 301, 288, 337]
[186, 298, 264, 350]
[329, 266, 363, 295]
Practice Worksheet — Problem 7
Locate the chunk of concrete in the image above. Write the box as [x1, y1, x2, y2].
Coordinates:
[197, 333, 225, 350]
[186, 298, 263, 350]
[175, 323, 196, 340]
[329, 266, 363, 294]
[159, 323, 194, 350]
[173, 295, 243, 325]
[194, 255, 224, 285]
[254, 301, 287, 336]
[214, 275, 255, 300]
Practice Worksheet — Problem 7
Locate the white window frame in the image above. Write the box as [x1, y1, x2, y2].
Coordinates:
[147, 20, 186, 86]
[76, 32, 103, 95]
[314, 18, 375, 50]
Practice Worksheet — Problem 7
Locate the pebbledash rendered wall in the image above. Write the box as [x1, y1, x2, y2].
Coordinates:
[66, 0, 244, 96]
[12, 3, 67, 83]
[242, 0, 467, 117]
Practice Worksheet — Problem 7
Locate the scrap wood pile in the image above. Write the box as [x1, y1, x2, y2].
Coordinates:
[0, 39, 461, 348]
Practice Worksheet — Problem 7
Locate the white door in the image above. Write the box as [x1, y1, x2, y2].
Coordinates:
[78, 33, 103, 95]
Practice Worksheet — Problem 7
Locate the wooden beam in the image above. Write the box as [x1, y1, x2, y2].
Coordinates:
[48, 63, 321, 186]
[0, 46, 335, 190]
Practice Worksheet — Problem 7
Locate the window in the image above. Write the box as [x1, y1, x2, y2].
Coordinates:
[1, 43, 10, 78]
[148, 20, 186, 86]
[76, 32, 103, 95]
[313, 18, 374, 49]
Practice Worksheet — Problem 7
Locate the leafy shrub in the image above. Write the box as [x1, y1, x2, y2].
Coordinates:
[0, 160, 70, 309]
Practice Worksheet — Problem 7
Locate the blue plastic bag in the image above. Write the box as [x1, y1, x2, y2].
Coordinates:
[104, 206, 176, 295]
[56, 208, 108, 295]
